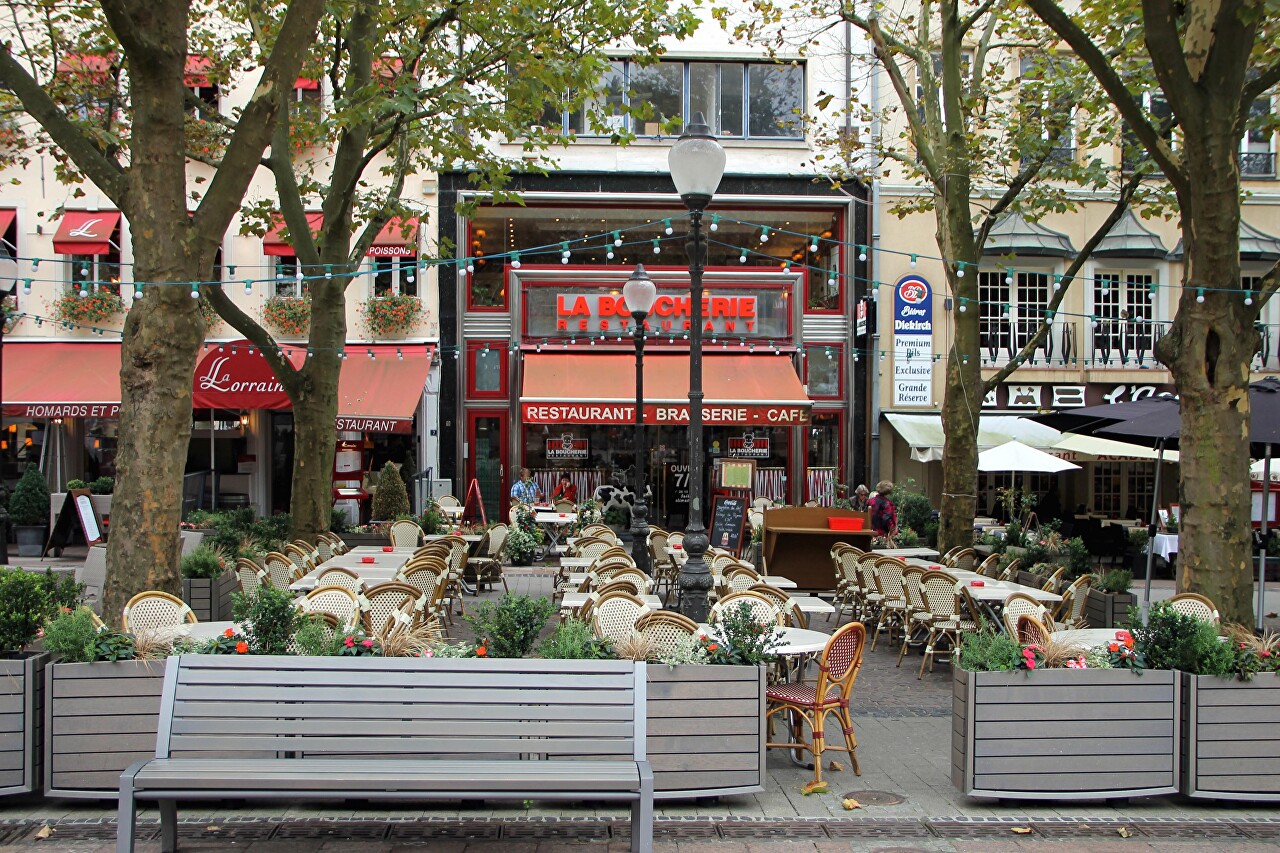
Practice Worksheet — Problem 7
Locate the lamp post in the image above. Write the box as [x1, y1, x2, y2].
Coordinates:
[0, 256, 17, 566]
[622, 266, 658, 575]
[669, 112, 726, 621]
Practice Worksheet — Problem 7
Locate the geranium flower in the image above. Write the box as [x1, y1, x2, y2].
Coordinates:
[224, 628, 235, 638]
[476, 646, 488, 657]
[1263, 650, 1272, 659]
[235, 641, 248, 654]
[1108, 642, 1120, 653]
[361, 638, 374, 648]
[421, 648, 434, 658]
[344, 636, 355, 648]
[706, 643, 718, 652]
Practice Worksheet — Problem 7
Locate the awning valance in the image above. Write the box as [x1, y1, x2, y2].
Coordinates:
[521, 353, 811, 426]
[53, 211, 121, 255]
[263, 213, 324, 256]
[368, 217, 418, 257]
[1, 342, 122, 418]
[0, 209, 16, 238]
[884, 413, 1179, 463]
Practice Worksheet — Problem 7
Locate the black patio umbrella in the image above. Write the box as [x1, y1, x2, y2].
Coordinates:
[1029, 377, 1280, 626]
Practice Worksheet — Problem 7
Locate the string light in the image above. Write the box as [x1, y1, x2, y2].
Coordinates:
[809, 235, 819, 252]
[652, 239, 661, 255]
[662, 219, 673, 235]
[709, 215, 719, 231]
[759, 226, 770, 242]
[1196, 287, 1205, 303]
[510, 252, 521, 269]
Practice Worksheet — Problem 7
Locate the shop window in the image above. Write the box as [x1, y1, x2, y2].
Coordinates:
[84, 417, 118, 479]
[1092, 461, 1123, 517]
[67, 251, 121, 294]
[373, 256, 419, 297]
[273, 255, 307, 297]
[466, 222, 506, 310]
[467, 341, 508, 399]
[805, 345, 842, 398]
[806, 412, 841, 505]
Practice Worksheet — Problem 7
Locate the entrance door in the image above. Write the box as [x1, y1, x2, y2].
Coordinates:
[466, 410, 508, 523]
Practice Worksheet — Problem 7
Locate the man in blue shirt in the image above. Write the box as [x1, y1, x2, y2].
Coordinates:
[510, 467, 544, 504]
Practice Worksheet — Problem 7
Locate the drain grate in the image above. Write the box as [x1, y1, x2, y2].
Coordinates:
[651, 818, 719, 839]
[841, 789, 907, 806]
[272, 820, 388, 840]
[1031, 821, 1136, 838]
[388, 821, 500, 840]
[501, 820, 611, 840]
[1134, 821, 1245, 838]
[824, 820, 931, 838]
[0, 827, 31, 844]
[717, 818, 828, 838]
[928, 820, 1036, 838]
[46, 822, 156, 841]
[1239, 823, 1280, 839]
[177, 822, 275, 842]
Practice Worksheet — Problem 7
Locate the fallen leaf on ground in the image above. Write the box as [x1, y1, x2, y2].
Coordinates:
[828, 760, 844, 771]
[1118, 826, 1133, 837]
[801, 780, 829, 795]
[1268, 612, 1277, 619]
[34, 825, 53, 840]
[1010, 826, 1032, 835]
[842, 798, 861, 810]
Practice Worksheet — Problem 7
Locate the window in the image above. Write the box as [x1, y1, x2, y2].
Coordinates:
[804, 344, 842, 398]
[1019, 54, 1075, 166]
[1093, 461, 1154, 518]
[273, 256, 307, 298]
[541, 61, 803, 140]
[977, 270, 1050, 363]
[68, 251, 121, 294]
[1242, 97, 1276, 178]
[466, 341, 508, 399]
[372, 256, 419, 297]
[1092, 271, 1157, 366]
[1122, 91, 1174, 172]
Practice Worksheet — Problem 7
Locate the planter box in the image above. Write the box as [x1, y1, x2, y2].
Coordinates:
[952, 667, 1179, 800]
[1016, 570, 1046, 589]
[1084, 588, 1136, 629]
[1183, 672, 1280, 800]
[0, 653, 49, 796]
[182, 570, 238, 622]
[43, 659, 167, 798]
[90, 494, 112, 519]
[178, 529, 206, 556]
[646, 665, 766, 800]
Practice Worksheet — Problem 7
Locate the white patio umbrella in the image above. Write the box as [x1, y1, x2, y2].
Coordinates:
[977, 440, 1081, 474]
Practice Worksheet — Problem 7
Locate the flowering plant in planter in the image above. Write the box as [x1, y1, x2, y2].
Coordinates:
[54, 290, 124, 325]
[196, 296, 222, 329]
[2, 295, 16, 332]
[262, 294, 311, 336]
[362, 293, 422, 337]
[337, 629, 382, 656]
[206, 627, 250, 655]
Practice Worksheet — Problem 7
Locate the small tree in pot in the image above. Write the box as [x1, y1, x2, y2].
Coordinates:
[369, 462, 409, 522]
[9, 465, 50, 557]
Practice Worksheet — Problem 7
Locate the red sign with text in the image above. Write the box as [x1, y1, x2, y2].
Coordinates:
[522, 402, 809, 426]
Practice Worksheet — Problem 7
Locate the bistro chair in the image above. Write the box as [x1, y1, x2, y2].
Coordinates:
[292, 539, 322, 565]
[437, 495, 461, 509]
[315, 566, 364, 594]
[711, 591, 784, 627]
[1040, 566, 1066, 594]
[871, 558, 909, 651]
[997, 558, 1021, 583]
[573, 538, 614, 562]
[399, 565, 444, 599]
[322, 532, 350, 555]
[590, 591, 650, 647]
[1053, 575, 1092, 628]
[765, 621, 865, 788]
[1002, 592, 1056, 636]
[389, 519, 423, 548]
[601, 567, 651, 591]
[832, 547, 862, 625]
[234, 558, 267, 594]
[553, 499, 576, 513]
[360, 581, 427, 636]
[667, 531, 685, 549]
[917, 571, 980, 678]
[633, 611, 699, 657]
[285, 543, 316, 577]
[648, 529, 678, 604]
[747, 584, 806, 629]
[299, 585, 361, 631]
[854, 553, 884, 630]
[315, 536, 335, 564]
[949, 548, 976, 574]
[1168, 592, 1220, 625]
[940, 546, 962, 564]
[470, 523, 509, 592]
[595, 578, 645, 598]
[121, 591, 197, 636]
[580, 523, 613, 538]
[896, 567, 933, 669]
[263, 551, 299, 592]
[724, 565, 763, 593]
[974, 553, 1000, 578]
[1015, 613, 1053, 647]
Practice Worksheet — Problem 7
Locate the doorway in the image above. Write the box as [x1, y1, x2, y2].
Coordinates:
[466, 410, 508, 523]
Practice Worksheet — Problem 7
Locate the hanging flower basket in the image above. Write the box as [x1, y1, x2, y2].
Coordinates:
[53, 290, 124, 326]
[262, 295, 311, 336]
[2, 295, 17, 333]
[196, 295, 222, 329]
[362, 294, 422, 337]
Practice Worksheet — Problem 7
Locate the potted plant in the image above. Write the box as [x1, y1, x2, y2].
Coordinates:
[180, 545, 238, 622]
[361, 293, 423, 337]
[0, 568, 78, 796]
[261, 294, 311, 337]
[88, 475, 114, 518]
[10, 464, 51, 557]
[952, 623, 1179, 800]
[53, 290, 124, 326]
[603, 504, 630, 536]
[1084, 568, 1135, 628]
[369, 461, 410, 522]
[502, 526, 538, 566]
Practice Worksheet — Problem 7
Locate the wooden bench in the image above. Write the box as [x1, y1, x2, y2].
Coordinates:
[117, 656, 654, 852]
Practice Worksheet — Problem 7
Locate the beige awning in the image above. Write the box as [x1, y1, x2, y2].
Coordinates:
[885, 413, 1180, 464]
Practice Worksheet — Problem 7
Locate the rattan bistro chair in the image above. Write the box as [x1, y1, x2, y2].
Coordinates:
[1168, 592, 1220, 625]
[399, 565, 444, 599]
[300, 585, 361, 631]
[765, 621, 866, 788]
[122, 591, 197, 636]
[711, 591, 784, 627]
[1002, 592, 1056, 636]
[470, 523, 509, 592]
[1053, 575, 1092, 628]
[895, 567, 932, 668]
[359, 582, 427, 636]
[389, 519, 423, 548]
[263, 551, 299, 592]
[234, 558, 268, 594]
[590, 591, 650, 647]
[1015, 613, 1053, 647]
[974, 553, 1000, 578]
[315, 566, 364, 594]
[633, 611, 699, 656]
[917, 571, 979, 678]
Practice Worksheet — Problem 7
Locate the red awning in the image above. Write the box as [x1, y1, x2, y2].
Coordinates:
[0, 209, 16, 238]
[368, 217, 418, 257]
[193, 342, 304, 410]
[53, 211, 121, 255]
[263, 212, 324, 256]
[1, 343, 122, 418]
[520, 354, 812, 426]
[295, 77, 319, 90]
[185, 55, 214, 87]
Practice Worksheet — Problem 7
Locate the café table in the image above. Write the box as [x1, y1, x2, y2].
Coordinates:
[696, 623, 830, 657]
[788, 596, 836, 616]
[341, 546, 419, 558]
[932, 567, 1062, 627]
[535, 510, 578, 553]
[142, 620, 243, 643]
[559, 556, 597, 570]
[1149, 533, 1179, 563]
[291, 565, 402, 592]
[1050, 627, 1128, 649]
[422, 533, 483, 543]
[438, 505, 465, 520]
[560, 592, 663, 612]
[873, 547, 940, 559]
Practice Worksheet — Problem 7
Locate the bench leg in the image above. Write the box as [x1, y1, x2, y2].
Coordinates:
[160, 800, 178, 853]
[631, 764, 654, 853]
[116, 763, 144, 853]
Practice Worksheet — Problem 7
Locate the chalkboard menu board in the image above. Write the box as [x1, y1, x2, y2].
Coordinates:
[710, 495, 748, 554]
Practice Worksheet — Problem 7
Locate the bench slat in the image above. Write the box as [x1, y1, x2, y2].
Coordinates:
[178, 669, 638, 690]
[174, 685, 635, 706]
[171, 719, 635, 738]
[169, 734, 634, 754]
[171, 701, 635, 722]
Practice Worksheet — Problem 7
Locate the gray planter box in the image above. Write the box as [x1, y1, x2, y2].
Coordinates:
[182, 570, 239, 622]
[1084, 589, 1137, 629]
[43, 659, 167, 798]
[0, 653, 49, 796]
[1016, 570, 1046, 589]
[953, 667, 1179, 800]
[1183, 672, 1280, 801]
[647, 665, 766, 800]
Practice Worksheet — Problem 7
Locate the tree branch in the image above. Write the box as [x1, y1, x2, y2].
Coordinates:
[862, 13, 942, 185]
[1138, 0, 1199, 116]
[0, 45, 127, 205]
[202, 285, 302, 395]
[1242, 61, 1280, 107]
[958, 0, 998, 38]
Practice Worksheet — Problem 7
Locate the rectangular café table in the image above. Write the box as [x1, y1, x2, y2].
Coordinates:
[536, 511, 578, 553]
[560, 556, 596, 570]
[560, 593, 663, 611]
[946, 568, 1062, 628]
[873, 547, 940, 559]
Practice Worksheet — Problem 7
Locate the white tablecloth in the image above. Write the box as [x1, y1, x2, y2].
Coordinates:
[697, 624, 830, 656]
[947, 569, 1062, 603]
[1151, 533, 1179, 562]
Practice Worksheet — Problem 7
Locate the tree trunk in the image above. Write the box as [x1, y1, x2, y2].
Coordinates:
[1156, 137, 1254, 625]
[288, 277, 344, 541]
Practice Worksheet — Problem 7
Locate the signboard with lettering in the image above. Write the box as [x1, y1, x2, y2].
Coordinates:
[727, 432, 771, 458]
[981, 382, 1177, 410]
[521, 402, 810, 426]
[892, 274, 933, 408]
[545, 432, 589, 460]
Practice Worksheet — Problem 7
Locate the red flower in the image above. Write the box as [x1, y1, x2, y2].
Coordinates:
[706, 643, 718, 652]
[361, 638, 374, 648]
[476, 646, 488, 657]
[344, 636, 355, 647]
[1263, 650, 1272, 659]
[1108, 642, 1120, 653]
[235, 641, 248, 654]
[224, 628, 235, 638]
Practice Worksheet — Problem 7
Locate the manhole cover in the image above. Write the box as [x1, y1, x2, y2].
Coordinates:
[842, 789, 907, 806]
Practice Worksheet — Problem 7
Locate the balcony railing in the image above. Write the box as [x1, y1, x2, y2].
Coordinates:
[1089, 319, 1169, 367]
[979, 319, 1079, 367]
[1242, 152, 1277, 178]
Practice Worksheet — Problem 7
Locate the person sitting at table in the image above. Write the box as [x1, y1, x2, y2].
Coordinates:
[851, 484, 870, 512]
[510, 468, 544, 504]
[550, 474, 578, 503]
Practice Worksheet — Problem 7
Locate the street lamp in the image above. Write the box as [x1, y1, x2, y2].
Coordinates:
[669, 112, 726, 621]
[0, 256, 18, 566]
[622, 265, 658, 575]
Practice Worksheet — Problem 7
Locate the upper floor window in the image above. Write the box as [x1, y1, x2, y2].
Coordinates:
[538, 60, 804, 140]
[978, 269, 1051, 364]
[53, 211, 122, 293]
[372, 256, 418, 297]
[184, 56, 219, 115]
[1092, 271, 1159, 366]
[1019, 54, 1076, 166]
[1122, 91, 1175, 173]
[1243, 96, 1277, 179]
[273, 256, 307, 298]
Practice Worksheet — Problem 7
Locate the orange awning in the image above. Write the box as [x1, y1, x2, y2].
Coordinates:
[53, 211, 121, 255]
[520, 353, 811, 426]
[335, 344, 433, 433]
[263, 212, 324, 256]
[368, 216, 418, 257]
[2, 342, 123, 418]
[0, 209, 16, 238]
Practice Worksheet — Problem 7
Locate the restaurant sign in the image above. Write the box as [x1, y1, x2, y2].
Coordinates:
[982, 382, 1177, 410]
[553, 293, 759, 335]
[727, 432, 771, 458]
[546, 432, 589, 459]
[522, 403, 810, 426]
[2, 404, 120, 418]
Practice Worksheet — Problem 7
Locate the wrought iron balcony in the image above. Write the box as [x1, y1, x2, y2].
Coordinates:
[978, 319, 1079, 367]
[1089, 319, 1169, 367]
[1242, 152, 1277, 178]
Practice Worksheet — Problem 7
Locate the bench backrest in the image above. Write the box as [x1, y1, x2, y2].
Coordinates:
[157, 656, 645, 762]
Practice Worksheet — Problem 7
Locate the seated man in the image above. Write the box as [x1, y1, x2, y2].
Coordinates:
[510, 467, 544, 505]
